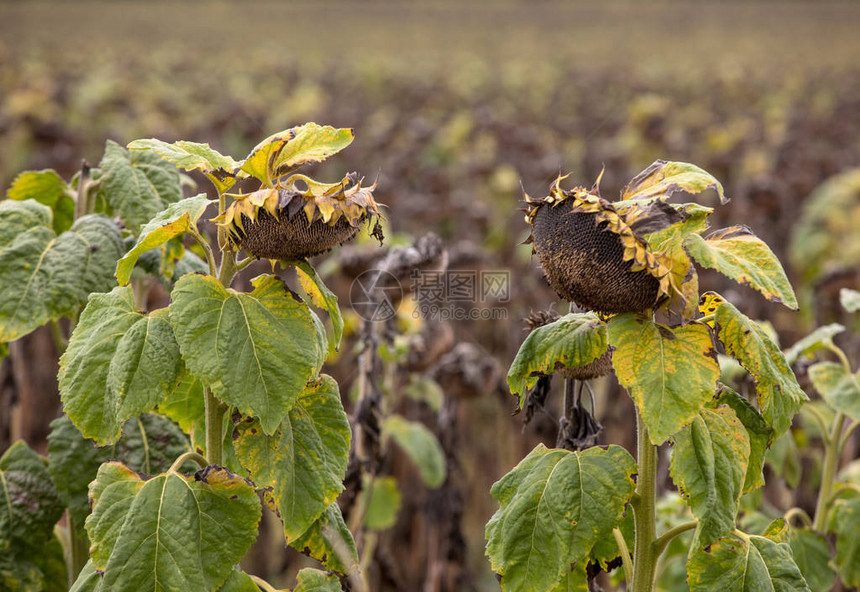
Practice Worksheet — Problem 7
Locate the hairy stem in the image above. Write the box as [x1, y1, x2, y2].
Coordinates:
[203, 388, 226, 466]
[654, 520, 698, 557]
[189, 227, 218, 277]
[813, 411, 846, 532]
[613, 527, 634, 585]
[631, 412, 658, 592]
[168, 450, 209, 474]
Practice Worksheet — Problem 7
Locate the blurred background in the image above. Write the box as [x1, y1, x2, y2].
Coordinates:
[2, 1, 860, 590]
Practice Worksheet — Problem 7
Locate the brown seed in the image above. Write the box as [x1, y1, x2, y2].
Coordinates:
[531, 199, 659, 313]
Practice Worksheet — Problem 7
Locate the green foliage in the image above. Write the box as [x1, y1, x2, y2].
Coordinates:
[128, 138, 240, 194]
[382, 414, 446, 488]
[687, 528, 810, 592]
[808, 361, 860, 422]
[115, 193, 214, 285]
[83, 462, 261, 591]
[507, 312, 608, 403]
[98, 139, 182, 233]
[0, 200, 123, 341]
[619, 160, 727, 205]
[829, 493, 860, 588]
[608, 314, 719, 445]
[789, 529, 836, 592]
[59, 287, 182, 445]
[784, 323, 844, 365]
[711, 387, 774, 493]
[362, 476, 402, 531]
[0, 442, 66, 592]
[6, 169, 75, 233]
[169, 273, 324, 434]
[670, 406, 750, 548]
[485, 444, 637, 592]
[234, 375, 350, 542]
[293, 259, 345, 353]
[713, 300, 807, 438]
[685, 226, 798, 309]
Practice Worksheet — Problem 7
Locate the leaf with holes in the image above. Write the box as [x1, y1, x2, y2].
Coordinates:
[670, 406, 750, 548]
[714, 301, 807, 438]
[233, 375, 350, 541]
[608, 314, 720, 444]
[86, 462, 261, 591]
[485, 444, 637, 592]
[169, 273, 323, 434]
[685, 226, 797, 309]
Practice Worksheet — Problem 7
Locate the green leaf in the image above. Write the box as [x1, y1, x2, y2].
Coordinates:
[507, 312, 608, 404]
[485, 444, 637, 592]
[841, 288, 860, 313]
[7, 169, 75, 233]
[293, 568, 342, 592]
[784, 324, 845, 365]
[290, 503, 359, 576]
[0, 441, 65, 559]
[234, 375, 350, 541]
[404, 375, 444, 411]
[272, 123, 354, 172]
[712, 386, 774, 493]
[0, 201, 123, 342]
[620, 160, 727, 205]
[99, 139, 182, 233]
[128, 138, 240, 194]
[809, 361, 860, 422]
[830, 494, 860, 588]
[362, 476, 402, 531]
[714, 301, 807, 438]
[60, 287, 183, 445]
[0, 532, 68, 592]
[687, 531, 810, 592]
[292, 259, 344, 353]
[685, 226, 798, 309]
[789, 529, 836, 592]
[86, 462, 261, 590]
[766, 431, 801, 488]
[115, 193, 214, 285]
[217, 570, 260, 592]
[608, 314, 719, 444]
[158, 371, 206, 448]
[169, 273, 323, 434]
[671, 406, 750, 547]
[382, 414, 446, 488]
[69, 561, 103, 592]
[113, 413, 192, 475]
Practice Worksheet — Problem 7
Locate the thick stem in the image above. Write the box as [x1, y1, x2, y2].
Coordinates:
[204, 388, 226, 466]
[68, 514, 89, 582]
[218, 246, 238, 288]
[813, 412, 846, 532]
[631, 413, 658, 592]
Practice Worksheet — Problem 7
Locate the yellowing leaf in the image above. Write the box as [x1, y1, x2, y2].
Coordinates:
[620, 160, 727, 205]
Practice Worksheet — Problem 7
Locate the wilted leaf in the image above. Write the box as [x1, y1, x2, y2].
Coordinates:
[116, 194, 214, 285]
[128, 138, 240, 194]
[687, 530, 810, 592]
[234, 375, 350, 541]
[293, 259, 344, 352]
[620, 160, 727, 205]
[99, 140, 182, 233]
[382, 414, 446, 488]
[784, 324, 845, 365]
[7, 169, 75, 233]
[714, 301, 807, 438]
[685, 226, 797, 309]
[809, 361, 860, 422]
[507, 312, 608, 405]
[841, 288, 860, 313]
[59, 288, 183, 445]
[608, 314, 719, 444]
[169, 273, 323, 434]
[362, 476, 402, 531]
[86, 462, 261, 590]
[485, 444, 637, 592]
[671, 406, 750, 548]
[290, 503, 359, 575]
[712, 386, 774, 493]
[272, 123, 354, 173]
[0, 200, 123, 341]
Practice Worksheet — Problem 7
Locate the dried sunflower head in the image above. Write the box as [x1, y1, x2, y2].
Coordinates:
[214, 172, 384, 261]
